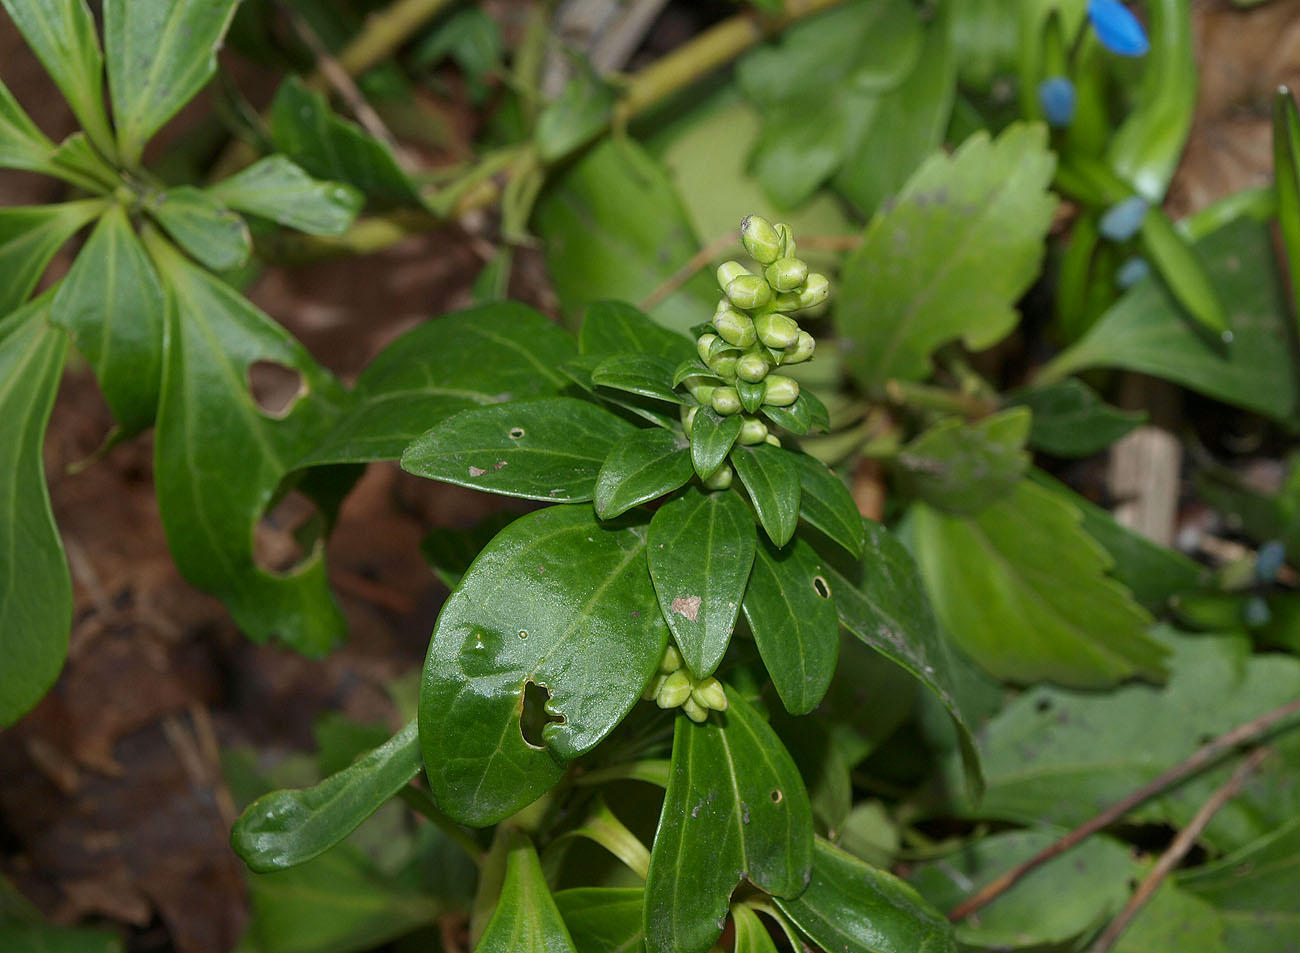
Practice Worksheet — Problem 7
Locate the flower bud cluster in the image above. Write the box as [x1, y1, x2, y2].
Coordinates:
[679, 216, 825, 468]
[642, 644, 728, 723]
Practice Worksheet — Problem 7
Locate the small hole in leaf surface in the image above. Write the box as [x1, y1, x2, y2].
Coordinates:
[248, 360, 306, 418]
[520, 680, 563, 749]
[812, 576, 830, 599]
[254, 490, 320, 574]
[770, 789, 783, 804]
[509, 427, 526, 439]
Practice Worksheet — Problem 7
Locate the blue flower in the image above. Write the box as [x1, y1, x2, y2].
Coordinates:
[1038, 77, 1077, 128]
[1099, 196, 1148, 242]
[1087, 0, 1150, 57]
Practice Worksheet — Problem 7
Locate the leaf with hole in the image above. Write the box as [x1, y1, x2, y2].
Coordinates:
[791, 454, 863, 558]
[208, 155, 364, 236]
[475, 831, 578, 953]
[648, 487, 756, 677]
[0, 200, 103, 317]
[731, 444, 801, 547]
[148, 187, 252, 271]
[644, 688, 813, 953]
[402, 398, 634, 503]
[591, 353, 691, 406]
[892, 408, 1030, 515]
[690, 408, 743, 480]
[419, 505, 667, 826]
[595, 428, 693, 518]
[578, 299, 696, 362]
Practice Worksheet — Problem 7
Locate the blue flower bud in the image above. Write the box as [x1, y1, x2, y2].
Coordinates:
[1242, 596, 1272, 629]
[1257, 540, 1287, 584]
[1087, 0, 1150, 57]
[1038, 76, 1076, 128]
[1116, 256, 1150, 289]
[1099, 196, 1148, 243]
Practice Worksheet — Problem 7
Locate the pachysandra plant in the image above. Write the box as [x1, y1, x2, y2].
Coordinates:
[232, 217, 969, 953]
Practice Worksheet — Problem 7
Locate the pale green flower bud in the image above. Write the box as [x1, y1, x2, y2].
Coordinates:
[764, 375, 799, 406]
[755, 312, 799, 349]
[741, 215, 782, 265]
[764, 257, 808, 292]
[707, 350, 738, 378]
[736, 351, 770, 383]
[696, 333, 719, 364]
[681, 696, 709, 723]
[657, 669, 693, 708]
[659, 643, 684, 674]
[703, 463, 733, 490]
[776, 223, 796, 258]
[764, 434, 781, 447]
[782, 330, 816, 364]
[717, 260, 750, 289]
[715, 297, 731, 315]
[711, 386, 741, 416]
[681, 405, 698, 437]
[796, 273, 829, 309]
[771, 292, 801, 312]
[642, 673, 666, 701]
[726, 275, 772, 311]
[693, 677, 728, 711]
[738, 417, 769, 445]
[685, 377, 716, 405]
[713, 309, 757, 347]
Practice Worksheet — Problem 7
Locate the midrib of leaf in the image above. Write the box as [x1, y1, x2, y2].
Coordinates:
[716, 720, 751, 877]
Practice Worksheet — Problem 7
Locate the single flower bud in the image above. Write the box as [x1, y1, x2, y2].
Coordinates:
[656, 669, 693, 708]
[776, 223, 796, 258]
[726, 275, 772, 311]
[659, 643, 684, 674]
[736, 351, 770, 383]
[713, 309, 757, 347]
[696, 332, 719, 364]
[771, 292, 802, 312]
[764, 433, 781, 447]
[763, 375, 799, 406]
[715, 297, 731, 315]
[741, 215, 782, 264]
[642, 673, 666, 701]
[717, 260, 750, 290]
[764, 257, 808, 292]
[681, 696, 709, 723]
[684, 377, 716, 405]
[681, 405, 698, 437]
[738, 417, 768, 445]
[711, 386, 742, 416]
[755, 312, 799, 349]
[796, 273, 829, 309]
[707, 350, 738, 379]
[782, 330, 816, 364]
[692, 677, 728, 711]
[703, 463, 733, 490]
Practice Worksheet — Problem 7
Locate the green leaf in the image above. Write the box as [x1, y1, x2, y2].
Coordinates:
[731, 904, 779, 953]
[578, 300, 695, 362]
[269, 77, 426, 207]
[1274, 89, 1300, 344]
[534, 138, 716, 337]
[419, 506, 668, 826]
[49, 132, 118, 192]
[913, 480, 1167, 687]
[0, 924, 123, 953]
[1008, 378, 1144, 458]
[1115, 883, 1230, 953]
[477, 831, 578, 953]
[644, 688, 813, 953]
[0, 76, 58, 176]
[232, 720, 421, 873]
[103, 0, 240, 167]
[553, 888, 644, 953]
[909, 830, 1132, 949]
[147, 186, 252, 271]
[776, 838, 954, 953]
[50, 205, 165, 435]
[743, 536, 838, 714]
[648, 488, 756, 677]
[0, 300, 71, 726]
[892, 408, 1030, 515]
[1042, 218, 1300, 422]
[595, 428, 693, 519]
[760, 396, 812, 436]
[208, 156, 363, 236]
[825, 517, 987, 794]
[535, 64, 615, 164]
[836, 123, 1057, 389]
[146, 232, 347, 655]
[0, 0, 115, 158]
[731, 444, 801, 547]
[300, 302, 575, 466]
[401, 398, 634, 503]
[0, 200, 103, 317]
[1140, 205, 1229, 336]
[690, 408, 742, 480]
[791, 454, 863, 558]
[561, 355, 679, 431]
[591, 353, 690, 405]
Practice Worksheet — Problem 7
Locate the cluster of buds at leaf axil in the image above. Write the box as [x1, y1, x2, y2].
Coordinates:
[642, 644, 728, 723]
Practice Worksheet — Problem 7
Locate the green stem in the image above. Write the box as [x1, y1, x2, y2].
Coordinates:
[396, 784, 484, 864]
[884, 379, 996, 418]
[326, 0, 458, 83]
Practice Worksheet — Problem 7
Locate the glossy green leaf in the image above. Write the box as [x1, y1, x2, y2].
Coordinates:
[420, 506, 668, 826]
[561, 354, 679, 431]
[300, 302, 575, 466]
[0, 0, 115, 158]
[148, 187, 251, 271]
[553, 888, 644, 953]
[0, 76, 58, 176]
[591, 353, 690, 406]
[0, 200, 103, 318]
[910, 830, 1132, 949]
[536, 65, 615, 164]
[48, 132, 118, 193]
[837, 123, 1056, 388]
[648, 488, 756, 677]
[50, 205, 165, 436]
[791, 454, 863, 558]
[1008, 378, 1144, 457]
[595, 429, 693, 519]
[534, 138, 716, 337]
[477, 831, 577, 953]
[208, 156, 363, 236]
[269, 77, 426, 207]
[892, 408, 1030, 515]
[913, 480, 1167, 687]
[825, 518, 986, 793]
[776, 838, 954, 953]
[1140, 206, 1229, 336]
[402, 398, 633, 503]
[577, 299, 695, 362]
[743, 536, 837, 714]
[731, 444, 801, 547]
[0, 300, 71, 726]
[232, 720, 421, 873]
[690, 408, 742, 480]
[146, 232, 347, 655]
[1043, 218, 1299, 422]
[644, 688, 813, 953]
[103, 0, 240, 166]
[760, 396, 811, 436]
[1274, 89, 1300, 343]
[731, 904, 779, 953]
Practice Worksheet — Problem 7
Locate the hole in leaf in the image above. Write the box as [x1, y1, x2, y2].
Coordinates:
[508, 427, 526, 439]
[520, 680, 564, 749]
[254, 490, 322, 574]
[812, 575, 830, 599]
[770, 789, 783, 804]
[248, 360, 306, 418]
[1035, 698, 1053, 714]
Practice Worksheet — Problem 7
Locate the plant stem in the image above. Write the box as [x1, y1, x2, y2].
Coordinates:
[884, 379, 996, 418]
[947, 695, 1300, 922]
[325, 0, 457, 83]
[1086, 746, 1272, 953]
[396, 784, 484, 864]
